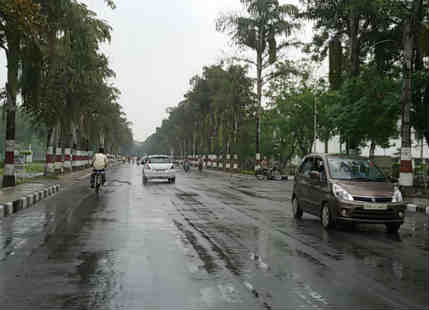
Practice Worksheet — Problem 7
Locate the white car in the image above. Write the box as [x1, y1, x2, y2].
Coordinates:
[143, 155, 176, 184]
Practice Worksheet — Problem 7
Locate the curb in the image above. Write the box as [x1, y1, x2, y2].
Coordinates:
[406, 203, 429, 215]
[0, 184, 61, 219]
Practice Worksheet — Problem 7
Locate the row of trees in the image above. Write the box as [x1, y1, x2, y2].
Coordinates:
[143, 0, 428, 185]
[1, 0, 133, 187]
[139, 63, 256, 167]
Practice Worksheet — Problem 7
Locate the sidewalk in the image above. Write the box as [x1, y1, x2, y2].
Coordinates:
[0, 161, 121, 219]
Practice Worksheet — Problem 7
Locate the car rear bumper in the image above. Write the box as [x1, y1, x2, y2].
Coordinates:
[144, 171, 175, 179]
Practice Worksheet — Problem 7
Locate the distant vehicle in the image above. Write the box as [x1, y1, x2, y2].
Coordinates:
[292, 153, 406, 233]
[143, 155, 176, 185]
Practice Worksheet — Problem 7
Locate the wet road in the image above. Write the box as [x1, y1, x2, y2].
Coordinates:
[0, 164, 427, 309]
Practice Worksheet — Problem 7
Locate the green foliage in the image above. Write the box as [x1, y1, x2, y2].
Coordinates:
[17, 0, 131, 154]
[140, 63, 255, 159]
[329, 65, 400, 150]
[410, 72, 429, 145]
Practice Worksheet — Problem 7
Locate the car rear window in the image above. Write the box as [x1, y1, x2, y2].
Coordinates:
[148, 157, 171, 164]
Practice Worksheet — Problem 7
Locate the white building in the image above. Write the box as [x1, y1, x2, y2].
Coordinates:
[313, 129, 428, 160]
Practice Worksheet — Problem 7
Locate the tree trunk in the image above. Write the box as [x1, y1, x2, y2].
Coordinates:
[369, 141, 376, 160]
[424, 82, 429, 146]
[349, 14, 360, 77]
[2, 31, 20, 188]
[329, 37, 343, 90]
[64, 127, 73, 173]
[256, 39, 263, 166]
[45, 127, 56, 175]
[399, 18, 415, 187]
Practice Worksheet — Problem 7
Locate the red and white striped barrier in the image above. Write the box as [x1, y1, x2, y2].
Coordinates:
[72, 150, 79, 170]
[226, 154, 231, 170]
[46, 146, 55, 174]
[55, 147, 63, 174]
[219, 155, 223, 169]
[233, 154, 239, 170]
[64, 148, 72, 172]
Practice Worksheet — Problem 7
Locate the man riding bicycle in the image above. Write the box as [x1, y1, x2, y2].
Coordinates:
[90, 147, 108, 188]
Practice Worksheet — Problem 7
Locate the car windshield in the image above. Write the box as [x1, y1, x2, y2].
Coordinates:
[327, 157, 386, 181]
[148, 157, 171, 164]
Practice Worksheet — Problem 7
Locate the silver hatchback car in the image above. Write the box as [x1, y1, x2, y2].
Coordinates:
[142, 155, 176, 184]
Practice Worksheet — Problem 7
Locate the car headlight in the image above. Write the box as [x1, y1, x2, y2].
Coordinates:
[332, 184, 354, 201]
[392, 187, 403, 202]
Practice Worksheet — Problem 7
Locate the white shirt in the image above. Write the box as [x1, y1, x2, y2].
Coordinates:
[92, 153, 108, 170]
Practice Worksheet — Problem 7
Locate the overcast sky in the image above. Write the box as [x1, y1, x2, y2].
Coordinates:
[1, 0, 317, 142]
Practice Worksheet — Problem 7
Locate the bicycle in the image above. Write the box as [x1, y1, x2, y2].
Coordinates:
[94, 170, 105, 194]
[255, 167, 281, 181]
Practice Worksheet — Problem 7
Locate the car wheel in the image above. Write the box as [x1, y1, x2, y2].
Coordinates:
[386, 223, 401, 233]
[271, 169, 281, 181]
[292, 197, 303, 219]
[255, 169, 265, 180]
[321, 204, 335, 229]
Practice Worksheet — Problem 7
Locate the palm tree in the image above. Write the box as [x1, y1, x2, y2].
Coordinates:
[216, 0, 300, 161]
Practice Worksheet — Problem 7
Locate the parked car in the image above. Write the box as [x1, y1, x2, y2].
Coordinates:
[142, 155, 176, 184]
[292, 153, 406, 233]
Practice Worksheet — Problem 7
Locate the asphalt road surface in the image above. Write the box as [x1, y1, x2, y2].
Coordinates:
[0, 164, 427, 309]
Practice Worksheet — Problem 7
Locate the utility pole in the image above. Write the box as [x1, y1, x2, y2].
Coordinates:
[313, 97, 317, 153]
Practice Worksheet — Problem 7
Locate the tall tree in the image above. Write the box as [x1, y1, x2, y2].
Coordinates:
[0, 0, 42, 187]
[216, 0, 300, 164]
